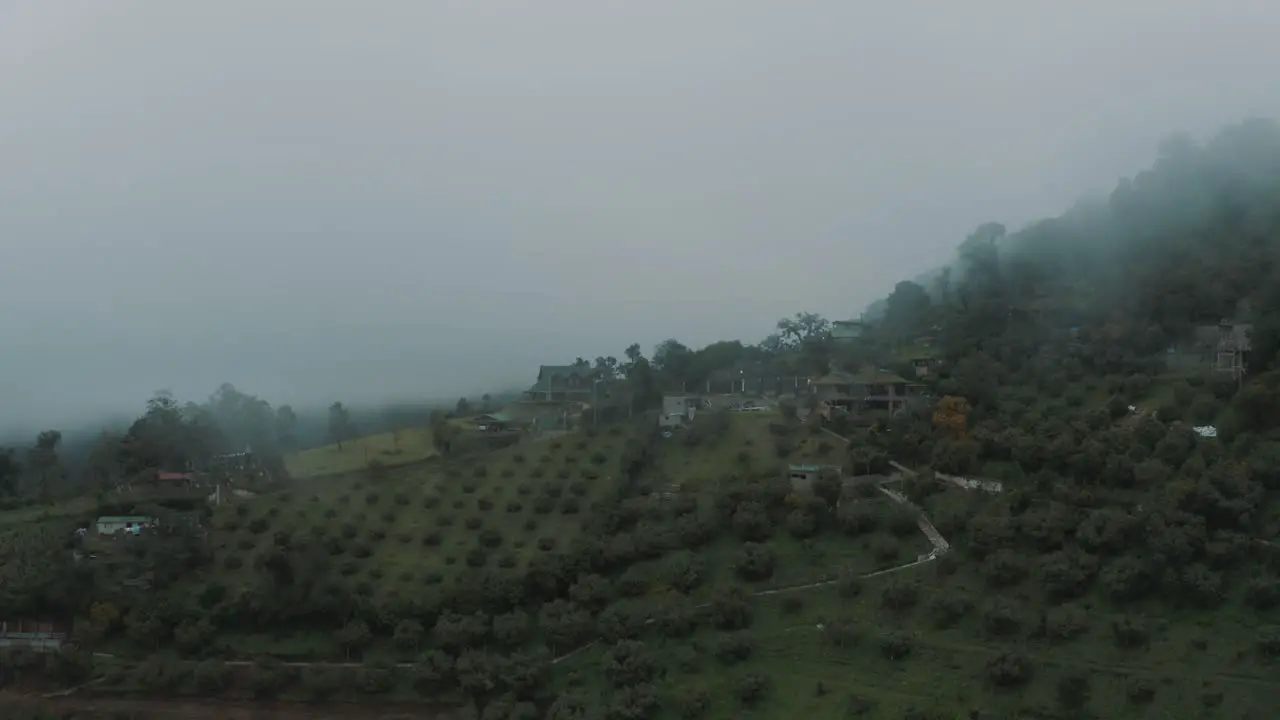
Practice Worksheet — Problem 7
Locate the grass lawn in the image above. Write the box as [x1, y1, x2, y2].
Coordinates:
[0, 495, 97, 528]
[284, 426, 438, 479]
[560, 547, 1280, 719]
[197, 424, 644, 647]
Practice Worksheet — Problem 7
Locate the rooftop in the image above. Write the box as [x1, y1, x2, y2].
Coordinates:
[811, 368, 909, 385]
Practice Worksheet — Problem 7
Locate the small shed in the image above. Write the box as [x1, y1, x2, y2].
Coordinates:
[787, 464, 841, 493]
[95, 516, 155, 536]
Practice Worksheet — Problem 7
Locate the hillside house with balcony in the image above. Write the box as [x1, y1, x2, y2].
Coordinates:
[523, 364, 603, 403]
[1165, 319, 1252, 378]
[811, 368, 918, 417]
[831, 319, 867, 344]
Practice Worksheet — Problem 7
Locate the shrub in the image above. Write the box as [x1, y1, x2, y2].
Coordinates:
[506, 501, 523, 513]
[537, 536, 556, 551]
[248, 517, 269, 534]
[422, 531, 442, 546]
[561, 497, 581, 515]
[477, 498, 494, 511]
[464, 516, 483, 530]
[471, 467, 487, 479]
[393, 492, 410, 506]
[987, 651, 1033, 687]
[880, 580, 919, 611]
[715, 634, 755, 665]
[870, 536, 902, 563]
[466, 548, 488, 567]
[364, 492, 381, 506]
[478, 528, 503, 548]
[878, 631, 914, 660]
[380, 511, 396, 524]
[423, 495, 441, 509]
[736, 673, 771, 707]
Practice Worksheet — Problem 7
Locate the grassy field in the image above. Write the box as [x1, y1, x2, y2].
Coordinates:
[201, 424, 643, 624]
[651, 412, 845, 492]
[283, 426, 438, 479]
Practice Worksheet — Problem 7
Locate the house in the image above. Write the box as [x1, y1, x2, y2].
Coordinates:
[704, 367, 810, 396]
[659, 394, 699, 429]
[831, 319, 866, 344]
[902, 350, 937, 378]
[0, 619, 68, 652]
[471, 413, 515, 432]
[1208, 320, 1251, 375]
[206, 451, 260, 474]
[810, 367, 914, 416]
[94, 515, 155, 536]
[1166, 319, 1252, 376]
[523, 364, 603, 403]
[787, 464, 841, 493]
[156, 471, 197, 484]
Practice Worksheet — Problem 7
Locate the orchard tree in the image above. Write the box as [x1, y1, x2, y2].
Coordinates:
[328, 402, 354, 449]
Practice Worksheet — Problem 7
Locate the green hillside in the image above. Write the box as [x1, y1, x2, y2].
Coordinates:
[5, 120, 1280, 718]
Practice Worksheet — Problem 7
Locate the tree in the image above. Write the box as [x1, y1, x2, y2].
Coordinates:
[275, 405, 298, 450]
[774, 312, 831, 350]
[335, 618, 371, 660]
[652, 339, 694, 382]
[27, 430, 64, 501]
[456, 397, 472, 416]
[0, 447, 21, 497]
[430, 410, 458, 456]
[884, 281, 932, 336]
[392, 619, 425, 653]
[932, 396, 971, 439]
[734, 542, 775, 581]
[119, 390, 224, 476]
[83, 430, 122, 493]
[328, 402, 354, 449]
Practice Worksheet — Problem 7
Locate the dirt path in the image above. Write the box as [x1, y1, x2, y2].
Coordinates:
[551, 459, 965, 664]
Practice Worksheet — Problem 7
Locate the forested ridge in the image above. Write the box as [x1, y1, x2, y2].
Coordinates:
[3, 120, 1280, 719]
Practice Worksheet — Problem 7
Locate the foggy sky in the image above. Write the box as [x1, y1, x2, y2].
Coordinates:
[3, 0, 1280, 432]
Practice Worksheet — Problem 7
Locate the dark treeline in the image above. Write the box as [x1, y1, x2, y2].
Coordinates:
[0, 388, 475, 504]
